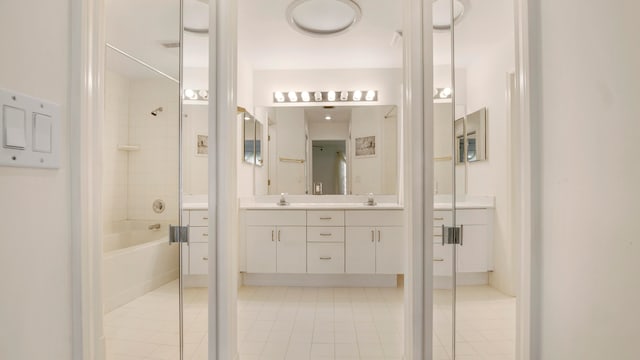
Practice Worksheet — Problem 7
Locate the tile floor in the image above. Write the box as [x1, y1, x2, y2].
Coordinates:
[104, 281, 514, 360]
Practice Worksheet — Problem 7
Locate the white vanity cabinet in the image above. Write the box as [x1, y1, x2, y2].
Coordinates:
[345, 210, 404, 274]
[183, 209, 210, 275]
[245, 210, 307, 273]
[433, 208, 493, 276]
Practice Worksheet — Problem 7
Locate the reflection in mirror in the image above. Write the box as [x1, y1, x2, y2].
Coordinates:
[241, 111, 264, 166]
[260, 105, 398, 196]
[456, 107, 487, 164]
[312, 140, 347, 195]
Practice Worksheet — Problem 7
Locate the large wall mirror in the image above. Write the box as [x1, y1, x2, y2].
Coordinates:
[254, 104, 399, 196]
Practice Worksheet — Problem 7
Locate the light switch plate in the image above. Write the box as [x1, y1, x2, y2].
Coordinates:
[0, 88, 60, 168]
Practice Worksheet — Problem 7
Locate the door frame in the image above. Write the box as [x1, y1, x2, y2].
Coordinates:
[70, 0, 534, 359]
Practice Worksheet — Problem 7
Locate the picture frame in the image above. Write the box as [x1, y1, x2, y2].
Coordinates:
[355, 135, 376, 157]
[195, 132, 208, 156]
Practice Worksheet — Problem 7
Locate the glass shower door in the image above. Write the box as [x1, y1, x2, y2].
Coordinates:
[432, 0, 463, 359]
[103, 0, 186, 359]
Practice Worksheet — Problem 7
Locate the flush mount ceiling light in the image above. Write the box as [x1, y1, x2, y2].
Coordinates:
[184, 0, 209, 34]
[432, 0, 466, 31]
[286, 0, 362, 37]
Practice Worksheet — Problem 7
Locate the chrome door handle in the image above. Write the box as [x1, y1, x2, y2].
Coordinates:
[202, 233, 208, 237]
[202, 216, 208, 220]
[460, 224, 464, 246]
[320, 217, 332, 220]
[278, 230, 281, 241]
[320, 256, 332, 260]
[377, 230, 381, 242]
[441, 225, 445, 246]
[433, 258, 444, 262]
[434, 217, 444, 221]
[271, 230, 274, 242]
[203, 257, 209, 261]
[320, 233, 332, 236]
[371, 230, 375, 242]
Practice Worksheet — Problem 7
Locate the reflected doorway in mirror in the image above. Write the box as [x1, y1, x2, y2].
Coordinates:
[355, 135, 376, 157]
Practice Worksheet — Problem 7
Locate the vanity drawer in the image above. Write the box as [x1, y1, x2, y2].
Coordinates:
[345, 210, 403, 226]
[307, 226, 344, 243]
[246, 210, 306, 226]
[433, 210, 452, 227]
[456, 209, 488, 225]
[189, 227, 210, 243]
[189, 243, 209, 275]
[433, 244, 453, 277]
[189, 210, 209, 227]
[307, 210, 344, 226]
[307, 243, 345, 274]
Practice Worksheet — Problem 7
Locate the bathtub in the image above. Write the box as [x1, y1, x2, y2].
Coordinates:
[103, 220, 179, 312]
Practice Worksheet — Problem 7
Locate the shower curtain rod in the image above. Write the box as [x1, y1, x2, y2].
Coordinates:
[106, 43, 180, 84]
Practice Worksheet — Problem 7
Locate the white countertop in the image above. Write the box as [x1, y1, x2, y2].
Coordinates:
[182, 195, 494, 210]
[240, 202, 404, 210]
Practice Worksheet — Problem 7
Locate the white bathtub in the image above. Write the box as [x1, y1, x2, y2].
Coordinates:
[103, 220, 179, 312]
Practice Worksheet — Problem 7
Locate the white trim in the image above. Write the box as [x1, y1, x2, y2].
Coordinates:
[403, 0, 432, 358]
[209, 0, 239, 358]
[70, 0, 105, 359]
[514, 0, 533, 358]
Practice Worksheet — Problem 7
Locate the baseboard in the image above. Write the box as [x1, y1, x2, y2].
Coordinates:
[242, 273, 400, 287]
[433, 272, 489, 289]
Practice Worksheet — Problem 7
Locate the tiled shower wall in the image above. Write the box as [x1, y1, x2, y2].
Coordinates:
[104, 71, 180, 229]
[103, 71, 130, 230]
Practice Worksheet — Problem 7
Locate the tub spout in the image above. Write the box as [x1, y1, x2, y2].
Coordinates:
[148, 223, 161, 230]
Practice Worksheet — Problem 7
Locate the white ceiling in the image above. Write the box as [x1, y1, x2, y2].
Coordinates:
[105, 0, 513, 77]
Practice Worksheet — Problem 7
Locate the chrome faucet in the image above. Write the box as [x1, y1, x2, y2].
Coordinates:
[366, 193, 377, 206]
[278, 193, 289, 206]
[148, 223, 161, 230]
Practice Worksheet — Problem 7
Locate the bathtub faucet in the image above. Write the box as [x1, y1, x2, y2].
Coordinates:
[148, 223, 161, 230]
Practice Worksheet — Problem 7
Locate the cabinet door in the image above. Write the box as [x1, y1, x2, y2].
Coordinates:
[246, 226, 276, 273]
[376, 227, 404, 274]
[457, 224, 488, 273]
[276, 226, 306, 273]
[345, 227, 376, 274]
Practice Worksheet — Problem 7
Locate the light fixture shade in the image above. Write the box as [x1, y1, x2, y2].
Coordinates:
[365, 90, 376, 101]
[274, 91, 285, 102]
[314, 91, 323, 101]
[432, 0, 466, 30]
[286, 0, 362, 37]
[353, 90, 362, 101]
[288, 91, 298, 102]
[340, 91, 348, 101]
[301, 91, 311, 102]
[327, 91, 336, 101]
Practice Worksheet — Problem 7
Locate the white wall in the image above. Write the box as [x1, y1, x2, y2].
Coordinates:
[465, 38, 516, 295]
[0, 0, 72, 358]
[531, 1, 640, 358]
[183, 104, 209, 195]
[237, 59, 254, 198]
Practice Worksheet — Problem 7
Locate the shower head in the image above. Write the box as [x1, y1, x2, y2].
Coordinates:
[151, 107, 163, 116]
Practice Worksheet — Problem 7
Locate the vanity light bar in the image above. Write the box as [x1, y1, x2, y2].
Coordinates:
[434, 87, 452, 99]
[184, 88, 209, 101]
[273, 90, 378, 103]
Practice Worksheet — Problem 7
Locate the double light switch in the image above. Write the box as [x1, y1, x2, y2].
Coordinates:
[0, 88, 59, 168]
